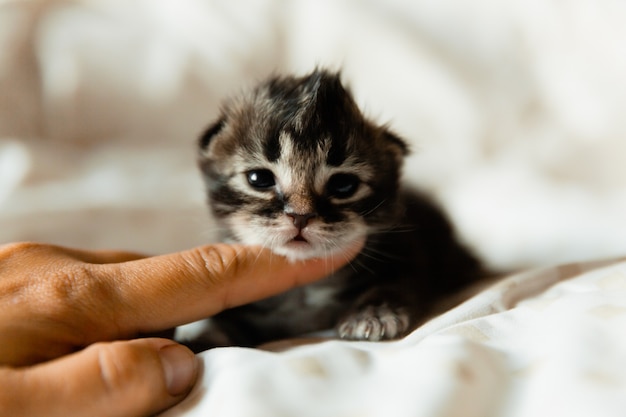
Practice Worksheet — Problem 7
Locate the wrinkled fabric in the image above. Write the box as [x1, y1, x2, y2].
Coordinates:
[163, 258, 626, 417]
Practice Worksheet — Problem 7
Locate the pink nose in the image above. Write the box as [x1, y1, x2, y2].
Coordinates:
[286, 212, 316, 230]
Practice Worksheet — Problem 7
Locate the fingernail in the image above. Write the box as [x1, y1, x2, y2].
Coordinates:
[159, 344, 198, 396]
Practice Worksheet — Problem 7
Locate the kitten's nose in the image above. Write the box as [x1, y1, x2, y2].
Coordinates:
[286, 212, 316, 230]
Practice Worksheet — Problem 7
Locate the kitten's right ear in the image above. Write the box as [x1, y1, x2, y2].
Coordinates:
[199, 117, 226, 151]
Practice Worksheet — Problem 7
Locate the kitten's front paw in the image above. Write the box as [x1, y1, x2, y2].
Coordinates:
[337, 305, 410, 341]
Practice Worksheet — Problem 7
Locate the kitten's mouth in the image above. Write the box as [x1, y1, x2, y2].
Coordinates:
[275, 228, 367, 261]
[283, 232, 313, 256]
[292, 233, 308, 243]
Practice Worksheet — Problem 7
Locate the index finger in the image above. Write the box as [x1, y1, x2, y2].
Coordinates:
[88, 241, 364, 339]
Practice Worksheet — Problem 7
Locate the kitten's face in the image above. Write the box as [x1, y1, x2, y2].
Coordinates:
[198, 70, 407, 261]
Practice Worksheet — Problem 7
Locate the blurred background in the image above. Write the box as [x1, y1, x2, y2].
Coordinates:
[1, 0, 626, 271]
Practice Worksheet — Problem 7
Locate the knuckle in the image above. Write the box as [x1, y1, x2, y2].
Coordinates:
[187, 244, 246, 312]
[34, 265, 120, 344]
[0, 242, 47, 262]
[192, 244, 242, 283]
[59, 264, 115, 306]
[0, 241, 36, 253]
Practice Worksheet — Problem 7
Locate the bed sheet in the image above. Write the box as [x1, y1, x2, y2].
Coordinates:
[162, 258, 626, 417]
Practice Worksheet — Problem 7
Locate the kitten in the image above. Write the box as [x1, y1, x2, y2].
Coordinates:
[186, 69, 482, 348]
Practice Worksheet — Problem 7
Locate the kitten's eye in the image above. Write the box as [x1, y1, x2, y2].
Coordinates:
[246, 169, 276, 190]
[326, 173, 360, 199]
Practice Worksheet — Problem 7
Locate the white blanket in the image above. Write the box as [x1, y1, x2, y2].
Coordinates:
[162, 258, 626, 417]
[2, 1, 626, 416]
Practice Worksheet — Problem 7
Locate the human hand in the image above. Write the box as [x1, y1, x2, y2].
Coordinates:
[0, 241, 362, 417]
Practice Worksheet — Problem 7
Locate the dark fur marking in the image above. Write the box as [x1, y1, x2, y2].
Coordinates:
[252, 198, 284, 219]
[263, 125, 282, 162]
[209, 186, 248, 209]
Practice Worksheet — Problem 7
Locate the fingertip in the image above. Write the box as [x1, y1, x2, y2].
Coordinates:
[158, 342, 199, 396]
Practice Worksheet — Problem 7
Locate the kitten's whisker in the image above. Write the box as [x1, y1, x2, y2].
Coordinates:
[359, 245, 406, 262]
[263, 234, 279, 267]
[348, 256, 374, 275]
[252, 241, 266, 269]
[367, 223, 417, 235]
[370, 227, 417, 235]
[359, 199, 388, 217]
[222, 244, 247, 276]
[324, 245, 331, 275]
[356, 248, 388, 264]
[198, 225, 233, 241]
[331, 240, 360, 274]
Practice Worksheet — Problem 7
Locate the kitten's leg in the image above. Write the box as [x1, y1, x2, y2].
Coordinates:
[337, 288, 419, 341]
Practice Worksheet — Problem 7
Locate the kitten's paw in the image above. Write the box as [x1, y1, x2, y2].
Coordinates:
[337, 305, 410, 341]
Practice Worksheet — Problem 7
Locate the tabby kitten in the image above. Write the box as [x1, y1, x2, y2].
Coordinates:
[189, 69, 481, 348]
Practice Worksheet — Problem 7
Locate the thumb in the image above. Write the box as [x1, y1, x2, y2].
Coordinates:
[0, 338, 198, 417]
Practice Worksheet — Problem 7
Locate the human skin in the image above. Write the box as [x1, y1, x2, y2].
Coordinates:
[0, 241, 362, 417]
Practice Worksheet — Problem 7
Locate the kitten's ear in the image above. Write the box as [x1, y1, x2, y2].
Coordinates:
[199, 117, 226, 151]
[383, 129, 410, 157]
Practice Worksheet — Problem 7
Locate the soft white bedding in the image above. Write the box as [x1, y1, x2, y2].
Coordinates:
[2, 1, 626, 416]
[162, 257, 626, 417]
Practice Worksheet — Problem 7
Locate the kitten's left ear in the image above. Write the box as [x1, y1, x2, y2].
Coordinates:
[383, 129, 410, 157]
[199, 117, 226, 151]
